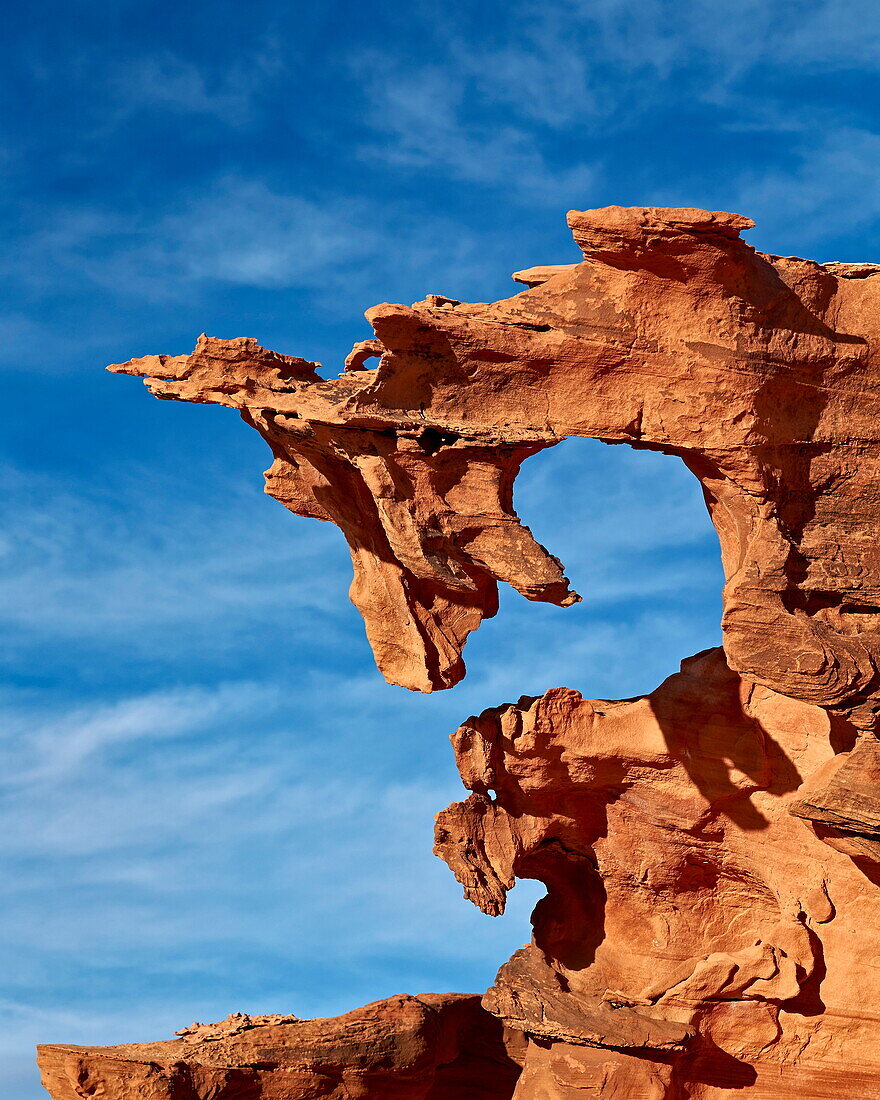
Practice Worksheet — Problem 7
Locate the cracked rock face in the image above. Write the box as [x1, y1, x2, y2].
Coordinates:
[38, 207, 880, 1098]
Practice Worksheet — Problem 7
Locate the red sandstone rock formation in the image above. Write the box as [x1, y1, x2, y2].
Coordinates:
[37, 207, 880, 1097]
[436, 647, 880, 1094]
[38, 994, 523, 1099]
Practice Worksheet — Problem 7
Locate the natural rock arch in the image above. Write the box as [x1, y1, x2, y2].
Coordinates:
[39, 207, 880, 1098]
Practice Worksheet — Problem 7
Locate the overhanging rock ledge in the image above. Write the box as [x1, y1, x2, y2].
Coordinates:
[38, 206, 880, 1098]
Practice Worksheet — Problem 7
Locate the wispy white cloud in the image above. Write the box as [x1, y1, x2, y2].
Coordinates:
[1, 681, 277, 787]
[771, 0, 880, 67]
[514, 0, 879, 86]
[0, 668, 544, 1049]
[353, 0, 880, 236]
[8, 0, 880, 322]
[734, 128, 880, 252]
[162, 178, 376, 288]
[0, 462, 353, 657]
[11, 177, 379, 297]
[356, 59, 597, 204]
[5, 172, 521, 315]
[107, 42, 283, 128]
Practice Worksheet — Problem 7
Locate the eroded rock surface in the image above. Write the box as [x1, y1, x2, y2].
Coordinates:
[38, 207, 880, 1097]
[436, 647, 880, 1095]
[37, 994, 524, 1100]
[107, 205, 880, 713]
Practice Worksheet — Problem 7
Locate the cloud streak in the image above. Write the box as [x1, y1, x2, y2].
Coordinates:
[0, 461, 354, 662]
[107, 43, 284, 128]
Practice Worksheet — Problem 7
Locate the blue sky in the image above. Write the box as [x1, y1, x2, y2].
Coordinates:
[3, 1, 880, 1095]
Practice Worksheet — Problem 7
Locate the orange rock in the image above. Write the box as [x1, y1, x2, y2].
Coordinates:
[55, 206, 880, 1096]
[37, 994, 523, 1099]
[107, 205, 880, 712]
[437, 647, 880, 1095]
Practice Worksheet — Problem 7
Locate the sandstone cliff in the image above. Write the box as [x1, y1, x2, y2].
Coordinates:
[39, 207, 880, 1098]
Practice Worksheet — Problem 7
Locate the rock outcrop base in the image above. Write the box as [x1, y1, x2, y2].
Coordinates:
[38, 994, 523, 1099]
[38, 206, 880, 1097]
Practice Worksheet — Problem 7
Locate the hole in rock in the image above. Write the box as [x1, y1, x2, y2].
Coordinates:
[417, 426, 461, 454]
[466, 435, 726, 703]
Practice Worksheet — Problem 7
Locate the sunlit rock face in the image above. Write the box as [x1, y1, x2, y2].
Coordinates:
[37, 994, 525, 1099]
[39, 207, 880, 1097]
[437, 648, 880, 1096]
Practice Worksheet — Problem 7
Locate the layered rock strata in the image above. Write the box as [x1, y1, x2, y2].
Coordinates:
[38, 207, 880, 1097]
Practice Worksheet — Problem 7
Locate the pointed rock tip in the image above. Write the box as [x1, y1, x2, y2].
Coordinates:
[512, 264, 578, 287]
[106, 352, 189, 378]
